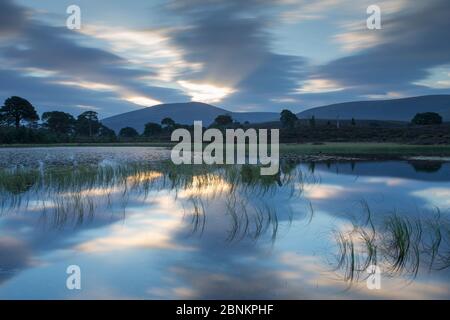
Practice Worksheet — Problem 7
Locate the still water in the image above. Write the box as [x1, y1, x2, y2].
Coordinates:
[0, 147, 449, 299]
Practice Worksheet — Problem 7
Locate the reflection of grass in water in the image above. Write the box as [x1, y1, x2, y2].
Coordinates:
[0, 161, 308, 238]
[334, 203, 450, 285]
[136, 161, 309, 241]
[2, 161, 450, 284]
[384, 215, 421, 277]
[0, 168, 39, 212]
[49, 194, 95, 228]
[0, 168, 39, 195]
[184, 197, 206, 236]
[0, 165, 139, 226]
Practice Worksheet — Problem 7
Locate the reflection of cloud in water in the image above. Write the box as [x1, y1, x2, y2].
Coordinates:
[0, 237, 33, 284]
[76, 194, 195, 253]
[363, 177, 408, 187]
[60, 187, 121, 198]
[178, 175, 231, 199]
[1, 157, 450, 299]
[278, 252, 450, 299]
[301, 184, 346, 200]
[126, 171, 163, 184]
[160, 265, 310, 299]
[412, 188, 450, 207]
[156, 247, 450, 299]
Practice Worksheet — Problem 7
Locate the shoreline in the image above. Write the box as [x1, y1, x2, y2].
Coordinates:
[279, 143, 450, 162]
[1, 142, 450, 161]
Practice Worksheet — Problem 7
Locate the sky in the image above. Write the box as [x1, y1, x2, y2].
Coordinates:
[0, 0, 450, 118]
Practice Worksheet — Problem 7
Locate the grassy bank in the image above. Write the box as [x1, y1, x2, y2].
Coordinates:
[2, 142, 450, 157]
[280, 143, 450, 157]
[0, 142, 176, 148]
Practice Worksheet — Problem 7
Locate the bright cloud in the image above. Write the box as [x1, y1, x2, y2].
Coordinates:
[333, 23, 383, 53]
[123, 95, 162, 107]
[363, 91, 405, 100]
[56, 80, 119, 92]
[178, 81, 235, 103]
[297, 79, 345, 94]
[414, 65, 450, 89]
[0, 0, 449, 116]
[279, 0, 346, 23]
[80, 25, 198, 83]
[57, 80, 163, 107]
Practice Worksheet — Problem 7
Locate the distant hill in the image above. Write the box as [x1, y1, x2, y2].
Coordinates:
[102, 102, 278, 133]
[102, 95, 450, 133]
[297, 95, 450, 121]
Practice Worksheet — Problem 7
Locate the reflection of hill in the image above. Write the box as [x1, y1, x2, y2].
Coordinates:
[312, 160, 450, 182]
[409, 161, 443, 173]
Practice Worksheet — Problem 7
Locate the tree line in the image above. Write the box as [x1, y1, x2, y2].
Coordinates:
[276, 109, 448, 144]
[0, 96, 447, 144]
[0, 96, 240, 144]
[122, 114, 239, 140]
[279, 109, 444, 129]
[0, 96, 115, 144]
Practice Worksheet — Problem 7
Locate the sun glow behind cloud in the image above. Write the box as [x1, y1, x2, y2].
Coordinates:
[2, 0, 449, 116]
[124, 96, 162, 107]
[177, 81, 235, 103]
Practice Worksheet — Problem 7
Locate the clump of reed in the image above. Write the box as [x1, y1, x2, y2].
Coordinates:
[0, 160, 306, 236]
[333, 202, 450, 285]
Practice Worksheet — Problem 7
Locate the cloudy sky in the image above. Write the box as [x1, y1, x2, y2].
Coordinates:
[1, 0, 449, 118]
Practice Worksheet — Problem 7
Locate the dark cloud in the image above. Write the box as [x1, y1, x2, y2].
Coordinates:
[3, 25, 144, 81]
[0, 69, 135, 117]
[167, 0, 308, 110]
[228, 53, 307, 108]
[1, 0, 449, 115]
[318, 0, 450, 95]
[173, 14, 268, 83]
[0, 0, 27, 36]
[0, 0, 189, 117]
